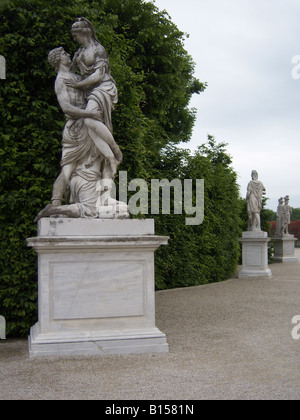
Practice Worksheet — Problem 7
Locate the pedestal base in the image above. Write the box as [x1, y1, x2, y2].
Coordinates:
[29, 324, 168, 357]
[27, 218, 169, 357]
[272, 235, 298, 263]
[239, 231, 272, 278]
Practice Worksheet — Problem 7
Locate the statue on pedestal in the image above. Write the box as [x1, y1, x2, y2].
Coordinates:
[28, 18, 169, 358]
[246, 170, 266, 232]
[272, 195, 298, 263]
[239, 170, 271, 277]
[35, 18, 128, 221]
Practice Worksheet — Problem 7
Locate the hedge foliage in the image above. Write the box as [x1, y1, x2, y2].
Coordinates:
[0, 0, 242, 336]
[154, 138, 243, 289]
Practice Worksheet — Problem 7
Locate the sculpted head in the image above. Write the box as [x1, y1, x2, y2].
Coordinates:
[48, 47, 71, 72]
[71, 17, 98, 44]
[251, 170, 258, 181]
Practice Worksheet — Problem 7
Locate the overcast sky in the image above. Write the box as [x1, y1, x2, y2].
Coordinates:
[153, 0, 300, 211]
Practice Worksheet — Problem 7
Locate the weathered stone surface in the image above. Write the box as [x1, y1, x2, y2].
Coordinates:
[27, 218, 169, 357]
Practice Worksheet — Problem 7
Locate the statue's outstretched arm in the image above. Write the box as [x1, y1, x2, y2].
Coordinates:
[65, 68, 104, 90]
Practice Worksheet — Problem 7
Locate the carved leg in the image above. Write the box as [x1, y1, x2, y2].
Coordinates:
[34, 203, 81, 222]
[51, 163, 75, 205]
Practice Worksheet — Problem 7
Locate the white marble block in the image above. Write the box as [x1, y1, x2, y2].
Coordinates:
[239, 231, 272, 278]
[27, 218, 169, 357]
[272, 235, 298, 263]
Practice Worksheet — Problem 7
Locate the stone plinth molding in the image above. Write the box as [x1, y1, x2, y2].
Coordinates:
[27, 219, 169, 357]
[239, 231, 272, 278]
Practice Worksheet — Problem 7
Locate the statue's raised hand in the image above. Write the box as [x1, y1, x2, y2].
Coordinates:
[64, 78, 81, 89]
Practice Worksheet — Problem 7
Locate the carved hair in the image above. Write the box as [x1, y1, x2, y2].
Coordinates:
[251, 170, 258, 179]
[71, 17, 100, 43]
[48, 47, 64, 72]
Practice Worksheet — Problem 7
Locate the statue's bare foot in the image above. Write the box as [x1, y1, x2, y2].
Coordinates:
[108, 141, 122, 163]
[51, 199, 61, 206]
[110, 158, 119, 179]
[114, 146, 123, 163]
[34, 204, 54, 222]
[101, 196, 120, 207]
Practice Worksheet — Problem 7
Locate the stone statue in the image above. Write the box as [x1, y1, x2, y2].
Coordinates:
[35, 19, 128, 221]
[272, 195, 298, 263]
[246, 170, 266, 232]
[275, 197, 284, 236]
[282, 195, 292, 235]
[69, 18, 118, 135]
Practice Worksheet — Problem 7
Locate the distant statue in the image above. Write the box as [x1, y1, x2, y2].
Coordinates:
[246, 170, 266, 232]
[0, 55, 5, 80]
[275, 197, 284, 236]
[0, 315, 5, 340]
[35, 18, 128, 222]
[282, 195, 292, 235]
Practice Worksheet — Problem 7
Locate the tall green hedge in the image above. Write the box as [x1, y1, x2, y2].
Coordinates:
[154, 138, 243, 289]
[0, 0, 242, 337]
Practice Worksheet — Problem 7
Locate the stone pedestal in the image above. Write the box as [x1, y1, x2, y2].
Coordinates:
[27, 218, 169, 357]
[239, 231, 272, 278]
[272, 234, 298, 263]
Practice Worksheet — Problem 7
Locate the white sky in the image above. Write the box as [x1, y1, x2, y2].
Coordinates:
[153, 0, 300, 211]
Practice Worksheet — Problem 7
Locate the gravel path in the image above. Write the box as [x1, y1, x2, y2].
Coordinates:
[1, 249, 300, 400]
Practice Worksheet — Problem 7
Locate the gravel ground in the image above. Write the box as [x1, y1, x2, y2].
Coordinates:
[1, 249, 300, 400]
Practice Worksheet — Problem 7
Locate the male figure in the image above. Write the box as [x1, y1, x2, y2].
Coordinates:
[282, 195, 292, 235]
[50, 47, 121, 203]
[35, 152, 103, 220]
[246, 170, 266, 232]
[35, 47, 123, 221]
[275, 197, 284, 236]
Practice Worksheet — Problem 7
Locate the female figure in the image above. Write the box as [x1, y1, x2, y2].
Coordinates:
[66, 18, 121, 162]
[35, 46, 127, 221]
[47, 47, 120, 207]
